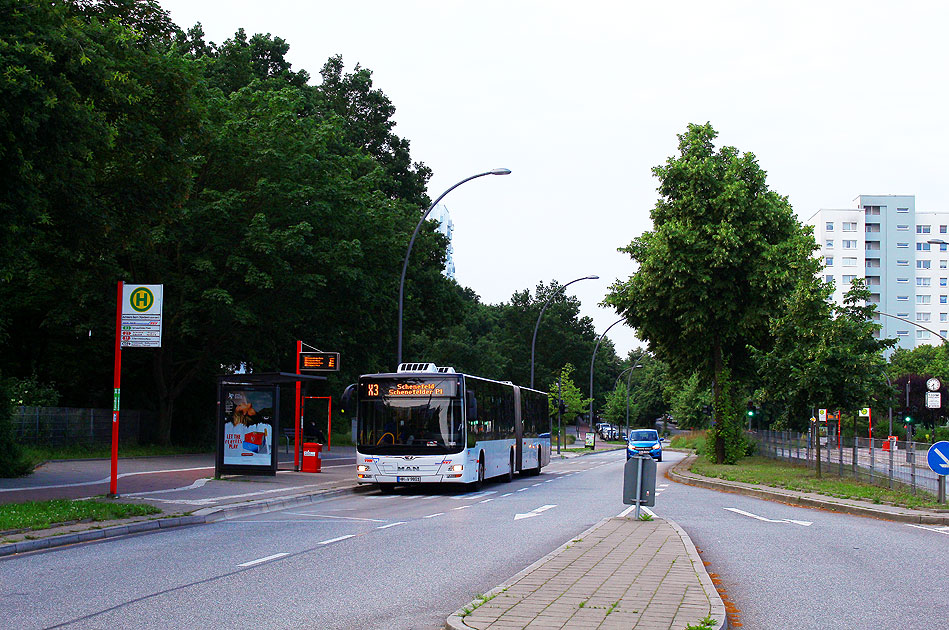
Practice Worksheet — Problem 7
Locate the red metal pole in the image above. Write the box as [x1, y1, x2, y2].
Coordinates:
[327, 396, 332, 452]
[110, 281, 123, 497]
[294, 340, 302, 470]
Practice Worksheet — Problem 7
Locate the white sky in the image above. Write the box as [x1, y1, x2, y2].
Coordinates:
[158, 0, 949, 357]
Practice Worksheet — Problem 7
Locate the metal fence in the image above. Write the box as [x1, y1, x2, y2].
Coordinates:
[754, 429, 940, 497]
[13, 407, 152, 446]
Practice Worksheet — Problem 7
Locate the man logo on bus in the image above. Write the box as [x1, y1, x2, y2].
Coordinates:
[130, 287, 154, 312]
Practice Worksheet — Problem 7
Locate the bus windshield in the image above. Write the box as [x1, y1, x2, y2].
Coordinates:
[357, 377, 464, 455]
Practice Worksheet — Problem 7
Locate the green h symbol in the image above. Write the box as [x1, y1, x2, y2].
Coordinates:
[130, 288, 153, 312]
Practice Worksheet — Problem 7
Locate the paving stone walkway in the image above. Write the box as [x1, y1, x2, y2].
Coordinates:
[446, 516, 726, 630]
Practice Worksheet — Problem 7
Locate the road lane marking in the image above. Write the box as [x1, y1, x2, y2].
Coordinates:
[423, 513, 444, 518]
[514, 504, 557, 520]
[376, 522, 406, 530]
[318, 534, 355, 545]
[479, 498, 493, 503]
[500, 493, 513, 497]
[0, 466, 214, 493]
[238, 553, 288, 567]
[453, 505, 470, 510]
[725, 507, 812, 526]
[285, 513, 386, 522]
[906, 524, 949, 535]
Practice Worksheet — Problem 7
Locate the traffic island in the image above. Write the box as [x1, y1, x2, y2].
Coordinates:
[446, 515, 726, 630]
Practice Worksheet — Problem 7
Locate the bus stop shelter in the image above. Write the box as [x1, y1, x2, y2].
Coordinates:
[216, 372, 326, 477]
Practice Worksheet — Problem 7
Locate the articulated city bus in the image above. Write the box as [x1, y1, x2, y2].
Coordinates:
[353, 363, 550, 491]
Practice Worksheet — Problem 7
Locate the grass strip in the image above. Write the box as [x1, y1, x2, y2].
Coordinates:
[23, 443, 210, 464]
[691, 455, 942, 510]
[0, 499, 161, 532]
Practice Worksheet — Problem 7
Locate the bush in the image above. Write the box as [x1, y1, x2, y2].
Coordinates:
[935, 426, 949, 443]
[0, 375, 33, 477]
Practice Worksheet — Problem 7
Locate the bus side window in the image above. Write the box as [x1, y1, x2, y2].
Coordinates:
[466, 390, 478, 421]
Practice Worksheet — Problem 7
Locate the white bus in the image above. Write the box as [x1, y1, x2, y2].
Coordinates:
[352, 363, 550, 491]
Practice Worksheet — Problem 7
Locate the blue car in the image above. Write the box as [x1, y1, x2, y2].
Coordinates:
[627, 429, 662, 462]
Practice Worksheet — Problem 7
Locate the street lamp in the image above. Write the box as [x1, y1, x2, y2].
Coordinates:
[397, 168, 511, 366]
[529, 275, 599, 388]
[589, 317, 626, 431]
[614, 356, 645, 440]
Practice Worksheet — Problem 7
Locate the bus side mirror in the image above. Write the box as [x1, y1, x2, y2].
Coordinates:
[341, 383, 356, 416]
[466, 391, 477, 420]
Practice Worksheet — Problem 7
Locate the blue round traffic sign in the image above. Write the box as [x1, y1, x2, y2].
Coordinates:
[927, 441, 949, 475]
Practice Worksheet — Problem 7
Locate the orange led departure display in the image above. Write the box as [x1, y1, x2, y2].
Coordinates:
[362, 378, 458, 398]
[299, 351, 340, 372]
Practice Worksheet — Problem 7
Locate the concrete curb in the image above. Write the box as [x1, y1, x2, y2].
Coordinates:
[669, 455, 949, 526]
[0, 483, 369, 558]
[445, 514, 727, 630]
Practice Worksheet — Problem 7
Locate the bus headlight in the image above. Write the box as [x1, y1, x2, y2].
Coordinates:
[449, 464, 464, 472]
[357, 465, 370, 472]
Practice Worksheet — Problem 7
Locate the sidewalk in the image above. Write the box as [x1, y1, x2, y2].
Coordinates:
[446, 515, 726, 630]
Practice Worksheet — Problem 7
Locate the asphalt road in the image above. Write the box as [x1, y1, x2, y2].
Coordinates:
[2, 449, 641, 630]
[656, 452, 949, 629]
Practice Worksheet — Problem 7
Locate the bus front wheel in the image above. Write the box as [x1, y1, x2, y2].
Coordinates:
[473, 457, 485, 490]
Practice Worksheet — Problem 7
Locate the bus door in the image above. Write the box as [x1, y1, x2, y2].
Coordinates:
[513, 386, 523, 472]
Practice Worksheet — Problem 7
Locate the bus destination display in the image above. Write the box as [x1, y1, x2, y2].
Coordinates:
[363, 379, 458, 398]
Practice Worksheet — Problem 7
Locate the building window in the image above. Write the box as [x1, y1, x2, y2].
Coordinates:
[917, 295, 932, 304]
[843, 275, 856, 284]
[896, 330, 910, 336]
[843, 257, 857, 267]
[917, 260, 932, 269]
[942, 261, 948, 269]
[917, 278, 931, 286]
[917, 225, 932, 234]
[898, 207, 909, 213]
[918, 313, 932, 322]
[917, 330, 931, 339]
[897, 225, 910, 231]
[897, 278, 909, 284]
[824, 256, 834, 266]
[897, 296, 909, 301]
[864, 206, 881, 215]
[941, 278, 948, 287]
[897, 242, 909, 248]
[824, 275, 834, 284]
[942, 225, 947, 234]
[942, 330, 948, 338]
[917, 243, 932, 251]
[843, 240, 857, 249]
[825, 221, 834, 231]
[897, 260, 909, 266]
[941, 244, 948, 252]
[942, 295, 948, 304]
[842, 222, 857, 232]
[942, 313, 948, 322]
[897, 312, 910, 317]
[825, 240, 833, 248]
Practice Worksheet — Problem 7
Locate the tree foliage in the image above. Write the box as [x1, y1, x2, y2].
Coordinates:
[606, 123, 821, 462]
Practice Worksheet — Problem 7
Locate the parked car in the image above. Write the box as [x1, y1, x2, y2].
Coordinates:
[627, 429, 663, 461]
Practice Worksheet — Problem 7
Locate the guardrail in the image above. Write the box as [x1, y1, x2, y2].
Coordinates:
[754, 430, 940, 496]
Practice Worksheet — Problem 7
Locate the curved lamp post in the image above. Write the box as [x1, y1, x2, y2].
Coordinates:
[614, 353, 646, 438]
[397, 168, 511, 366]
[589, 317, 626, 429]
[529, 275, 599, 388]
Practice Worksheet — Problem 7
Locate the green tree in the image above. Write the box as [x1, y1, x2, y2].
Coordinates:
[606, 123, 819, 463]
[755, 278, 893, 433]
[547, 364, 591, 427]
[0, 373, 32, 477]
[666, 372, 713, 430]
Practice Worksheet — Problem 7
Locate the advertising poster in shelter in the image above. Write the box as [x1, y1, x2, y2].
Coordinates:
[222, 387, 275, 466]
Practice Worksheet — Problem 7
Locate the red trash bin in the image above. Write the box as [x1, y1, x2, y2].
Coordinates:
[302, 442, 322, 473]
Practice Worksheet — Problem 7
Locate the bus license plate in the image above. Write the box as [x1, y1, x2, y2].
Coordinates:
[397, 476, 421, 483]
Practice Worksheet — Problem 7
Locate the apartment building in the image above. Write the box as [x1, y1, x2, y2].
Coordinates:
[807, 195, 949, 353]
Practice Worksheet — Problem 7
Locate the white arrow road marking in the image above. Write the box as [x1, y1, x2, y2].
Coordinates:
[238, 553, 288, 567]
[725, 507, 812, 526]
[514, 504, 557, 520]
